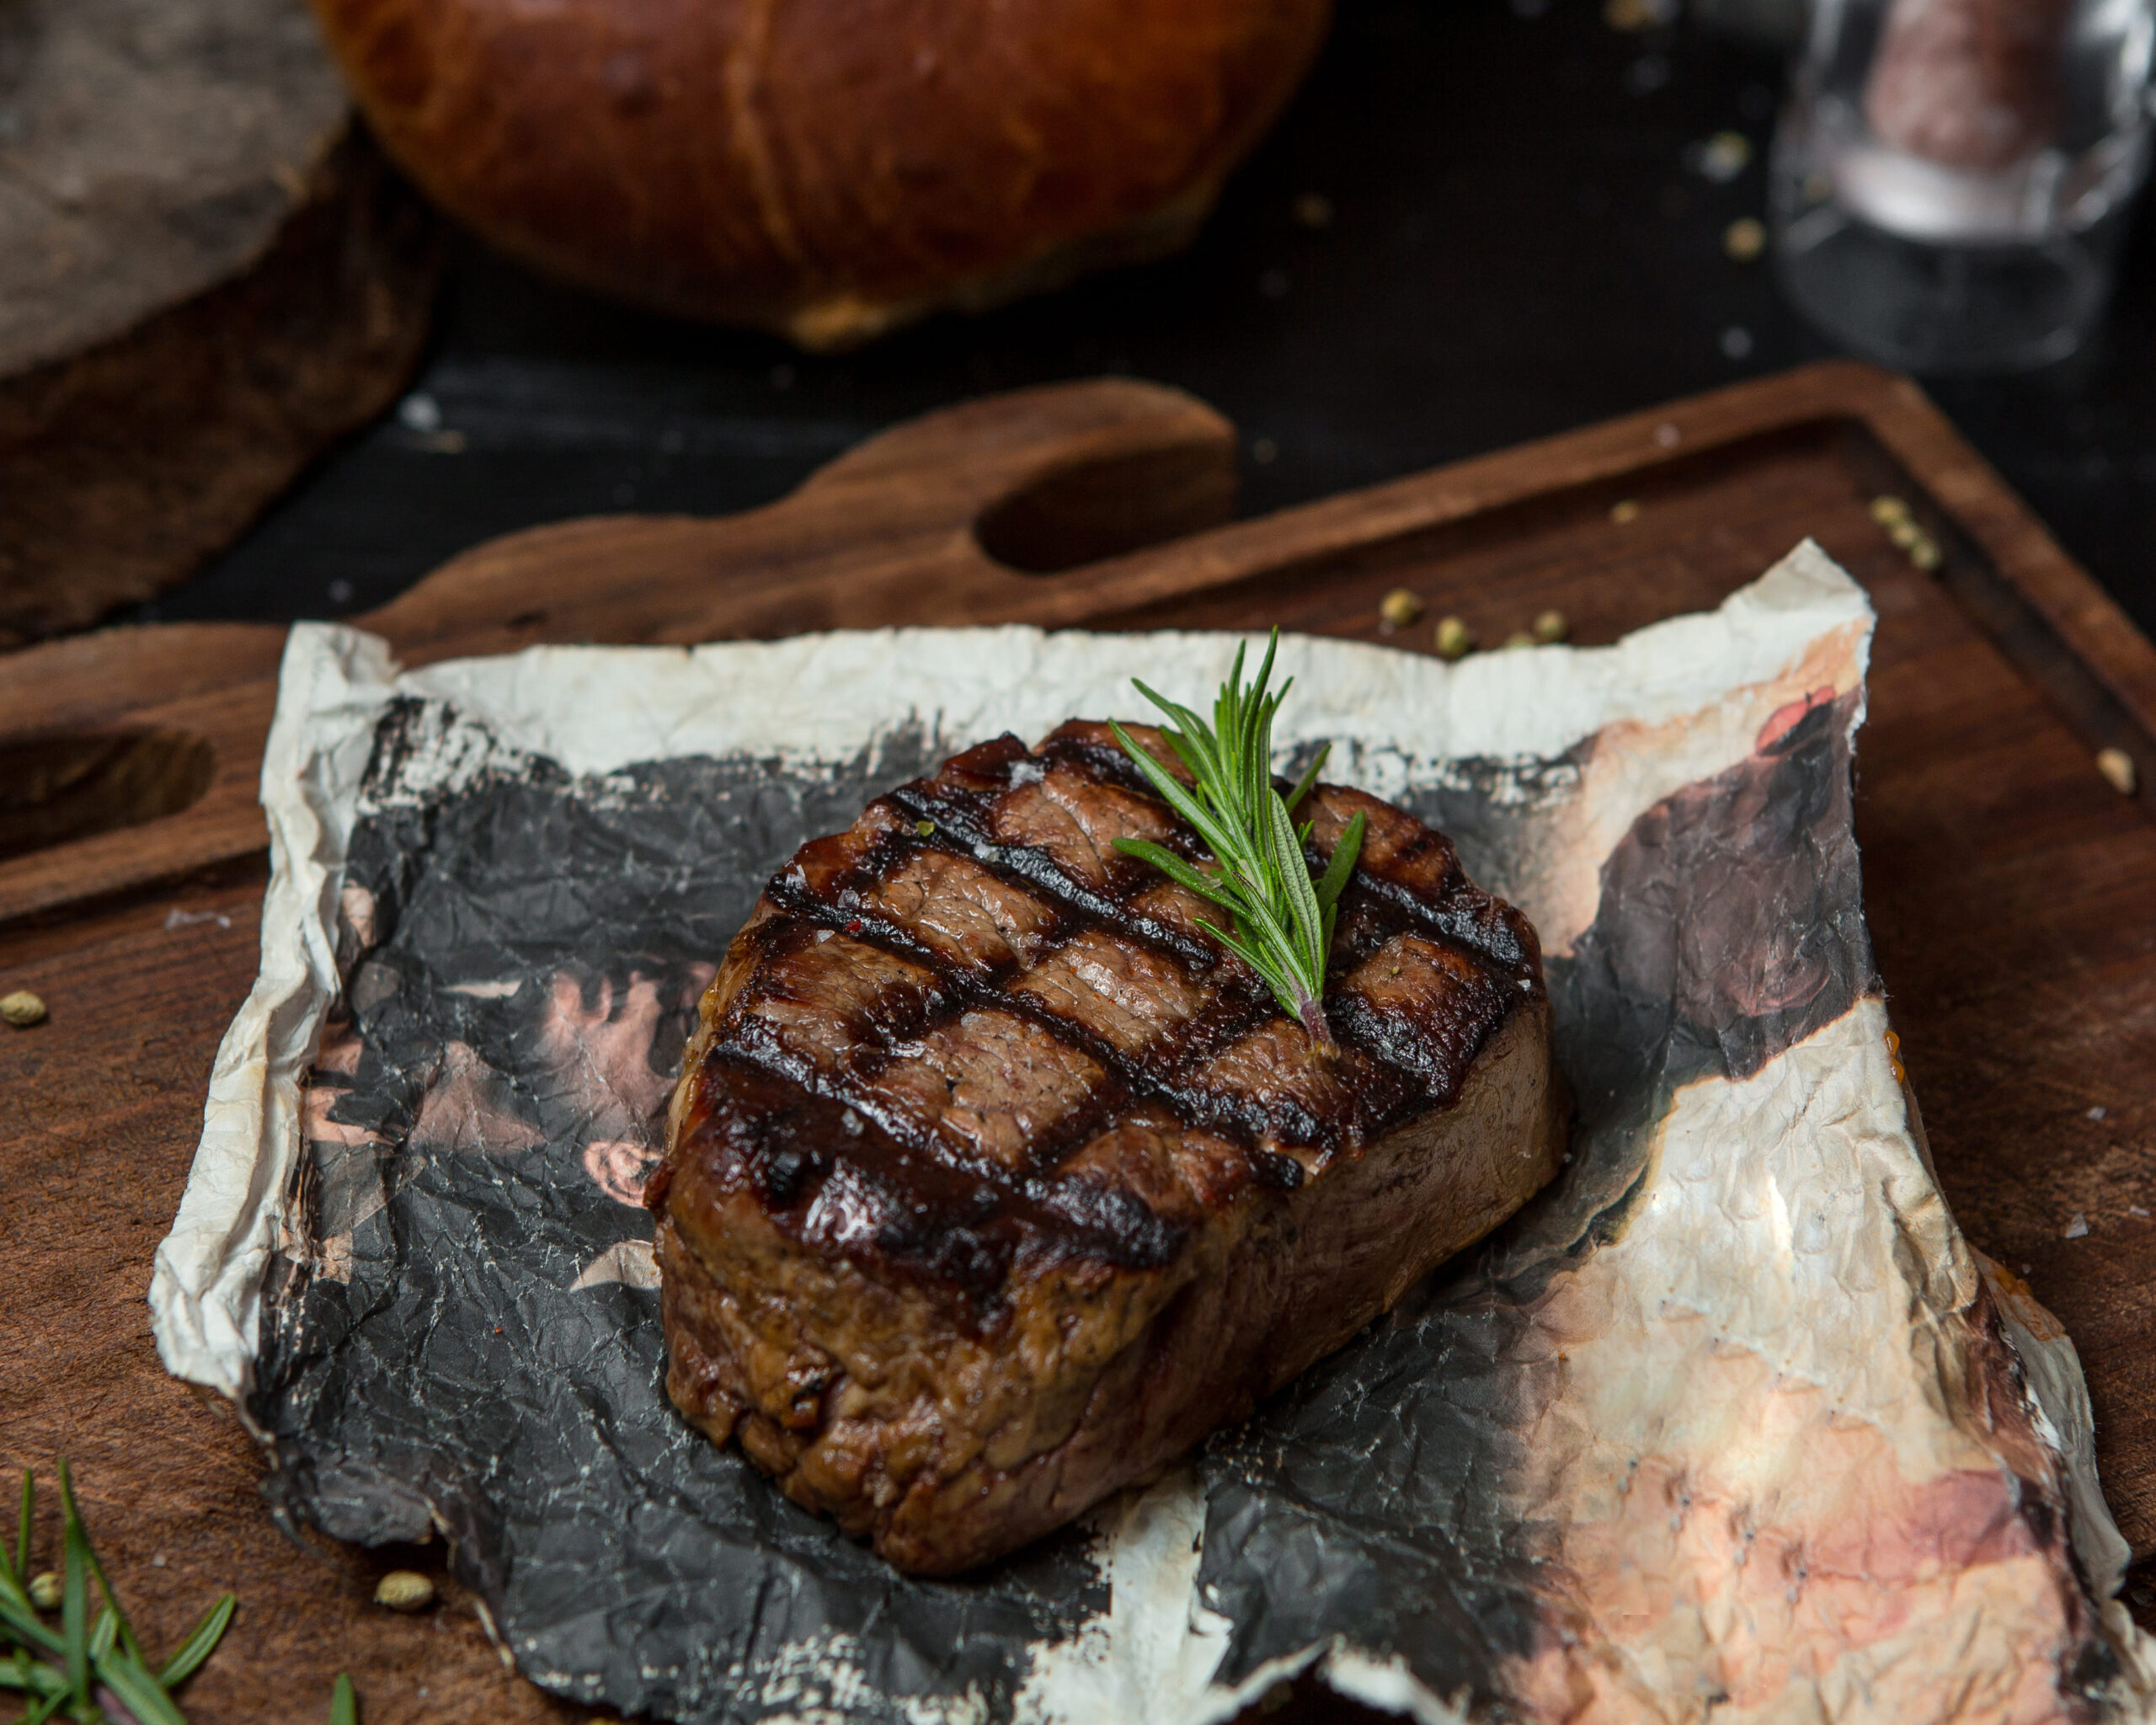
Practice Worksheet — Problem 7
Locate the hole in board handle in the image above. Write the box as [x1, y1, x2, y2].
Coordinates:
[973, 441, 1235, 574]
[0, 729, 216, 862]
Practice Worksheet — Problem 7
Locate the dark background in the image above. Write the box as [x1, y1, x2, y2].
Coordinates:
[130, 0, 2156, 636]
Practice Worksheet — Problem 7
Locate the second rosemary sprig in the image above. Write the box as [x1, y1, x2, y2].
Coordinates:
[3, 1458, 366, 1725]
[1109, 630, 1366, 1049]
[1, 1461, 234, 1725]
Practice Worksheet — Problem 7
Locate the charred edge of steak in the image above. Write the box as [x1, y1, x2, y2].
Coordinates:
[663, 720, 1544, 1316]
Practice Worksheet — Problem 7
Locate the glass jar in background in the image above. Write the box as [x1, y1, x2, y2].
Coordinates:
[1773, 0, 2154, 371]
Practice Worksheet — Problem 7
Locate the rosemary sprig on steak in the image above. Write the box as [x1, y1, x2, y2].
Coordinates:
[1108, 631, 1367, 1048]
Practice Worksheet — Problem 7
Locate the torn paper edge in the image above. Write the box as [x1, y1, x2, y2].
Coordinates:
[149, 624, 397, 1407]
[382, 541, 1867, 781]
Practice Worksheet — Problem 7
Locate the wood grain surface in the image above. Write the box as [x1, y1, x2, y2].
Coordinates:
[3, 360, 2151, 1723]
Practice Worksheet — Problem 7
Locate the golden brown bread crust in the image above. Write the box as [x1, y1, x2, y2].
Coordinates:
[649, 721, 1566, 1573]
[307, 0, 1334, 347]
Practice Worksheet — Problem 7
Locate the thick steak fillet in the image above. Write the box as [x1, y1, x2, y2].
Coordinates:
[649, 719, 1566, 1574]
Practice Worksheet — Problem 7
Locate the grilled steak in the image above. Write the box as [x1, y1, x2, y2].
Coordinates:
[649, 718, 1566, 1574]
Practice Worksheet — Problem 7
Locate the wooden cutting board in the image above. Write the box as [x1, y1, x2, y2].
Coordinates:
[3, 360, 2152, 1723]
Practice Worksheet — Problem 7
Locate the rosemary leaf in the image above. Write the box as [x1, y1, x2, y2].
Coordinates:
[61, 1461, 142, 1667]
[60, 1483, 87, 1712]
[1284, 751, 1326, 818]
[1, 1464, 286, 1724]
[97, 1650, 189, 1725]
[24, 1686, 68, 1725]
[1109, 840, 1234, 911]
[156, 1594, 235, 1690]
[1110, 630, 1365, 1045]
[0, 1594, 64, 1658]
[1313, 812, 1368, 913]
[0, 1657, 65, 1695]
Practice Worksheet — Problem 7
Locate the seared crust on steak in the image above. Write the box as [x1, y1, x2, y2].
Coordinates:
[649, 719, 1566, 1574]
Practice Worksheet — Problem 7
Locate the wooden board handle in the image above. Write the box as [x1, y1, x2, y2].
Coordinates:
[357, 377, 1236, 659]
[0, 380, 1235, 922]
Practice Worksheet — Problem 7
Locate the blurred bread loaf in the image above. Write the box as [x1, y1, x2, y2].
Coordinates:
[308, 0, 1332, 349]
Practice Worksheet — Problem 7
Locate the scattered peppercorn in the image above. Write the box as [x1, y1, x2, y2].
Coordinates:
[1, 991, 46, 1028]
[1907, 534, 1941, 571]
[1531, 608, 1569, 644]
[1433, 617, 1473, 661]
[1379, 588, 1425, 630]
[374, 1570, 436, 1613]
[1609, 499, 1641, 526]
[1869, 494, 1912, 527]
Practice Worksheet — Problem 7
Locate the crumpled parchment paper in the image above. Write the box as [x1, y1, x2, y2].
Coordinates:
[152, 542, 2156, 1724]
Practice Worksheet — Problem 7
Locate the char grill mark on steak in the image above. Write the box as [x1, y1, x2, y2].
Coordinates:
[878, 737, 1216, 948]
[856, 847, 1059, 975]
[985, 761, 1177, 889]
[685, 725, 1542, 1300]
[1032, 720, 1201, 806]
[1009, 929, 1207, 1059]
[687, 1051, 1186, 1299]
[1055, 1113, 1256, 1222]
[724, 924, 951, 1082]
[864, 1008, 1107, 1172]
[1307, 786, 1535, 970]
[1330, 933, 1518, 1088]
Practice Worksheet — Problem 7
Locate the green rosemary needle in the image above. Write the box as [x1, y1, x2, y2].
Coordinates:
[1109, 630, 1366, 1048]
[2, 1460, 356, 1724]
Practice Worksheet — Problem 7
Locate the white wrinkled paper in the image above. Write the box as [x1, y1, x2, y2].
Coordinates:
[152, 542, 2154, 1724]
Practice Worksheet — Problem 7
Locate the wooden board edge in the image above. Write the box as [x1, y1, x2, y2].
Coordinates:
[1844, 370, 2156, 749]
